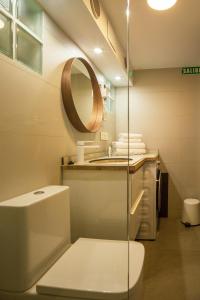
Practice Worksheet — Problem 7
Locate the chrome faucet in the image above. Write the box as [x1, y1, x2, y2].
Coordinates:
[76, 141, 100, 164]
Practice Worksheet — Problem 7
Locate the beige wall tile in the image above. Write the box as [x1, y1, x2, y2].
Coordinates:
[0, 13, 115, 201]
[0, 135, 68, 201]
[116, 68, 200, 218]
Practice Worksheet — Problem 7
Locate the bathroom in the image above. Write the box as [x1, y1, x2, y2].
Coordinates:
[0, 0, 200, 299]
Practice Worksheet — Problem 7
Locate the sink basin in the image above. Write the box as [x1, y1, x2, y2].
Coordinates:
[89, 157, 133, 164]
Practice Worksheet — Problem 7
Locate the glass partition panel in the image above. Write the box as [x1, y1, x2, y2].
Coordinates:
[16, 25, 42, 73]
[0, 12, 12, 58]
[60, 0, 131, 299]
[128, 1, 146, 299]
[17, 0, 43, 38]
[0, 0, 12, 13]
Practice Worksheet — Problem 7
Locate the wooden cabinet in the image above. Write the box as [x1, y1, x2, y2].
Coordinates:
[62, 160, 157, 242]
[63, 169, 128, 243]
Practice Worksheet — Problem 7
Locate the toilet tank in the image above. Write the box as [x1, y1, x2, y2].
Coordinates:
[0, 185, 70, 292]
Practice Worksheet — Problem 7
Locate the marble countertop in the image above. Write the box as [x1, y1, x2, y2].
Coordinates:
[62, 151, 158, 174]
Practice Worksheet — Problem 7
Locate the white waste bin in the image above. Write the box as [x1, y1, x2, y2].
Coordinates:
[182, 198, 200, 225]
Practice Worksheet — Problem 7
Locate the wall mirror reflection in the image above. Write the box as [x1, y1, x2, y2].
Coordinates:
[71, 59, 94, 126]
[61, 57, 103, 133]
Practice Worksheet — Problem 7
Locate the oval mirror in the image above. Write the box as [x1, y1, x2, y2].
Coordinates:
[61, 57, 103, 133]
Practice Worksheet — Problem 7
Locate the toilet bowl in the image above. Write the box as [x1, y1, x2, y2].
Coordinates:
[0, 186, 145, 300]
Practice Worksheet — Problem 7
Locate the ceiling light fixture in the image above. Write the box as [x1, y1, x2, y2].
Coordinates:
[115, 76, 121, 81]
[147, 0, 177, 11]
[94, 47, 103, 54]
[0, 19, 5, 29]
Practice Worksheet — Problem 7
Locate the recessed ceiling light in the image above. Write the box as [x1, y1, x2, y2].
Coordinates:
[94, 47, 103, 54]
[0, 19, 5, 30]
[147, 0, 177, 11]
[115, 76, 121, 81]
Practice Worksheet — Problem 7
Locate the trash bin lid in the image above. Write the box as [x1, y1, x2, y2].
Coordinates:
[184, 198, 200, 205]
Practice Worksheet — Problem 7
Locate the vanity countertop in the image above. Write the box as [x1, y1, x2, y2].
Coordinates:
[62, 151, 158, 174]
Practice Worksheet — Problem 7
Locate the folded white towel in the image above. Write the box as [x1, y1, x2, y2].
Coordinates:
[119, 133, 143, 139]
[112, 142, 146, 149]
[119, 138, 142, 143]
[114, 148, 146, 155]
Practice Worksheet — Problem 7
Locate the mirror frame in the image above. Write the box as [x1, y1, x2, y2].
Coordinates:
[61, 57, 103, 133]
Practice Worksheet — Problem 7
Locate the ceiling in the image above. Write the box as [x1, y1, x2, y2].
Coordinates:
[38, 0, 128, 86]
[101, 0, 200, 70]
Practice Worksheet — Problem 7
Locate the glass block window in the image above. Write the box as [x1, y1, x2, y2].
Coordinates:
[0, 0, 12, 13]
[0, 0, 43, 74]
[17, 0, 43, 38]
[0, 12, 12, 57]
[16, 25, 42, 73]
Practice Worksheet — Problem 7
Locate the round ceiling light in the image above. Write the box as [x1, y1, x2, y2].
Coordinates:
[94, 47, 103, 54]
[147, 0, 177, 11]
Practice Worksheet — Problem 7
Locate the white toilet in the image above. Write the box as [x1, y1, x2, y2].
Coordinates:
[0, 185, 145, 300]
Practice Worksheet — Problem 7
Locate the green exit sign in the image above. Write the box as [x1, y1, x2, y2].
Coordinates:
[182, 66, 200, 75]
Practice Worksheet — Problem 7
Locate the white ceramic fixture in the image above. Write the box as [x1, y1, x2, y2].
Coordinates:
[147, 0, 177, 11]
[0, 185, 145, 300]
[0, 186, 70, 292]
[37, 238, 145, 300]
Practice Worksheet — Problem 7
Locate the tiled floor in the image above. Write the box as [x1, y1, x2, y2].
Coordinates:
[141, 218, 200, 300]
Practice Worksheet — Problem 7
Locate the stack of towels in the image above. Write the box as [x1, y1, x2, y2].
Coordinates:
[112, 133, 146, 155]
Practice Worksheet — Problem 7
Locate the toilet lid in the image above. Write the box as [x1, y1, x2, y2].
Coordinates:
[36, 238, 144, 300]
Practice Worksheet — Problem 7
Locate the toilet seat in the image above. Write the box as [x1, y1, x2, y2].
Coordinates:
[36, 238, 145, 300]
